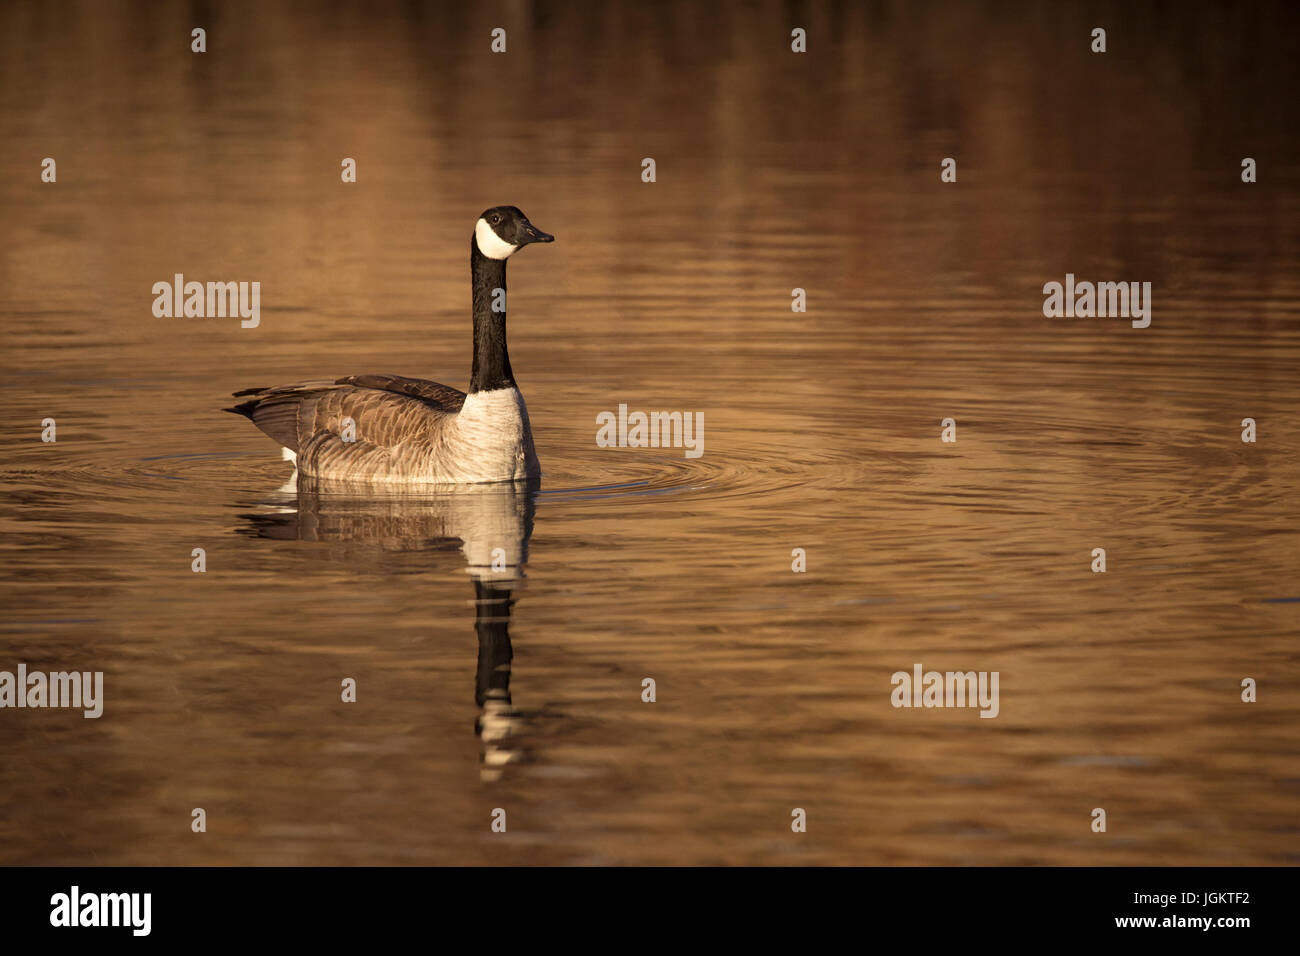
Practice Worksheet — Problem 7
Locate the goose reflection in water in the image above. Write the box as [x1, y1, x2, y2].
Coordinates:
[238, 476, 538, 781]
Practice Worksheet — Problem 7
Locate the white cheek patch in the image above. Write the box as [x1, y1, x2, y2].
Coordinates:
[475, 218, 519, 260]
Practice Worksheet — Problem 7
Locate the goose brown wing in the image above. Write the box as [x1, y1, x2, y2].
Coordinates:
[225, 374, 466, 453]
[334, 374, 466, 411]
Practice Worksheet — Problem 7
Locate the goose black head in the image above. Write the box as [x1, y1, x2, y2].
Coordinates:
[474, 206, 554, 261]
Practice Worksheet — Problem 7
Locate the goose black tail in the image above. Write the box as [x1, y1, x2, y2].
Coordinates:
[224, 401, 259, 419]
[225, 386, 272, 418]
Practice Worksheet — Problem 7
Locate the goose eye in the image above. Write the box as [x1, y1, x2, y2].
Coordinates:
[490, 215, 501, 225]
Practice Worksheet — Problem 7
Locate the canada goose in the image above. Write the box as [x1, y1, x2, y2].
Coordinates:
[226, 206, 554, 483]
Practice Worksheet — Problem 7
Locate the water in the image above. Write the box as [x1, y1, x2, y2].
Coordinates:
[1, 0, 1298, 865]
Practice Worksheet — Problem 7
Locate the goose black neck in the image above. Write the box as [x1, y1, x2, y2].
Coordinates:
[469, 240, 515, 393]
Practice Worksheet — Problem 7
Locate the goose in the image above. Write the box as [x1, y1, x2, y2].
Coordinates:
[226, 206, 553, 483]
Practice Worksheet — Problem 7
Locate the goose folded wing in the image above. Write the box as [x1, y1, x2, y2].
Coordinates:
[334, 374, 466, 412]
[226, 375, 464, 454]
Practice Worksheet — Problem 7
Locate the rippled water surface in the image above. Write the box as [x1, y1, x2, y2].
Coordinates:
[2, 0, 1298, 865]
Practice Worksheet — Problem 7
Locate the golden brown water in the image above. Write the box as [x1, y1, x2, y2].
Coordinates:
[1, 0, 1298, 865]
